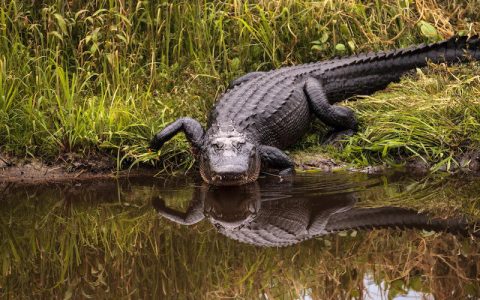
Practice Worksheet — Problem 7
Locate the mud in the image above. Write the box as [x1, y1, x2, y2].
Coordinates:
[0, 153, 157, 184]
[2, 149, 480, 184]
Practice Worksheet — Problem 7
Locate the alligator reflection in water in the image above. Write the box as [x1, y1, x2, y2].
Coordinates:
[2, 173, 480, 298]
[153, 177, 476, 247]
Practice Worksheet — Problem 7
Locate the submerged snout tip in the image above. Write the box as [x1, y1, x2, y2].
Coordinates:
[209, 170, 250, 186]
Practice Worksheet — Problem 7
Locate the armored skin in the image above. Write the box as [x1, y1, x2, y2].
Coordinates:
[150, 36, 480, 185]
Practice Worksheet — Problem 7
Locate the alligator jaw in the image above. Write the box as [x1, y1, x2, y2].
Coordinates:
[200, 163, 260, 186]
[210, 173, 252, 186]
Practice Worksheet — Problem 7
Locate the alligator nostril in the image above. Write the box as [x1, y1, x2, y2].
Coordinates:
[212, 164, 248, 175]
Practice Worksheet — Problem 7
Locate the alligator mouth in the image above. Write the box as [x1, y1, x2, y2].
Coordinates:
[207, 210, 253, 227]
[199, 148, 261, 186]
[210, 173, 252, 186]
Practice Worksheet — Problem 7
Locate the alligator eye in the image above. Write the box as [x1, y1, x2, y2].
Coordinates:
[233, 141, 245, 151]
[212, 143, 223, 152]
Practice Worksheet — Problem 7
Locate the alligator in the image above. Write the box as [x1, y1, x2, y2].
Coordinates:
[152, 179, 478, 247]
[150, 35, 480, 185]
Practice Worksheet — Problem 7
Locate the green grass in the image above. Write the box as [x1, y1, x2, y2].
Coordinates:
[0, 0, 479, 171]
[343, 63, 480, 170]
[294, 62, 480, 171]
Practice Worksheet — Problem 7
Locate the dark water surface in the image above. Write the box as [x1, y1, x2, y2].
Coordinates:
[1, 172, 479, 299]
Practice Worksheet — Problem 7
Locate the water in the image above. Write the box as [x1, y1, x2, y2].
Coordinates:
[1, 172, 479, 298]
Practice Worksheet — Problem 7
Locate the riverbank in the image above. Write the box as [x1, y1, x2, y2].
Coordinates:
[2, 144, 480, 184]
[3, 61, 480, 181]
[0, 1, 479, 176]
[0, 153, 158, 183]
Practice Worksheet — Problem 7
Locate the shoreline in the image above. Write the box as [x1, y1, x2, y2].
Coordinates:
[3, 151, 479, 185]
[0, 153, 160, 184]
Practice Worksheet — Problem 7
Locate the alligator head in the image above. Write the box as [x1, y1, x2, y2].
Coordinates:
[204, 183, 260, 229]
[199, 125, 261, 186]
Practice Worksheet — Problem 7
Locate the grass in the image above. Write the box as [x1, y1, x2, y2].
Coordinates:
[349, 63, 480, 169]
[0, 1, 479, 171]
[295, 62, 480, 170]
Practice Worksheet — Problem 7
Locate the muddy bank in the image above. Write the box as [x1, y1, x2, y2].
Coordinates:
[292, 150, 480, 175]
[0, 152, 381, 184]
[2, 150, 480, 184]
[0, 153, 158, 184]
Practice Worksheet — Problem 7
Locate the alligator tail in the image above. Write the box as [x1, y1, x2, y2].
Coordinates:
[322, 35, 480, 102]
[325, 206, 478, 237]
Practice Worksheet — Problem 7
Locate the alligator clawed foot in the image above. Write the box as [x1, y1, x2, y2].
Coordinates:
[322, 129, 355, 148]
[260, 167, 295, 183]
[279, 167, 295, 176]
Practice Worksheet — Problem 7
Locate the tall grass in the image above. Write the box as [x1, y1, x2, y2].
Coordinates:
[0, 0, 479, 169]
[338, 62, 480, 170]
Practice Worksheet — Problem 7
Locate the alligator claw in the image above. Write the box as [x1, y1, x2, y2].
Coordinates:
[279, 168, 295, 176]
[322, 129, 355, 148]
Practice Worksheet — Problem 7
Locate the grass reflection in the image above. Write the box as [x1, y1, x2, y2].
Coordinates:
[0, 175, 479, 298]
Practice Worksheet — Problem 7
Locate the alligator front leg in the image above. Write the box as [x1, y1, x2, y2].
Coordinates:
[304, 77, 358, 143]
[151, 191, 205, 225]
[259, 145, 295, 175]
[150, 117, 205, 151]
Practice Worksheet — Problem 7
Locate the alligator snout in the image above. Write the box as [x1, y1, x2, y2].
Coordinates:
[211, 164, 248, 175]
[210, 165, 249, 185]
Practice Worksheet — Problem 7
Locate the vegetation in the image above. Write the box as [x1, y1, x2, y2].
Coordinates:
[295, 62, 480, 170]
[0, 0, 479, 171]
